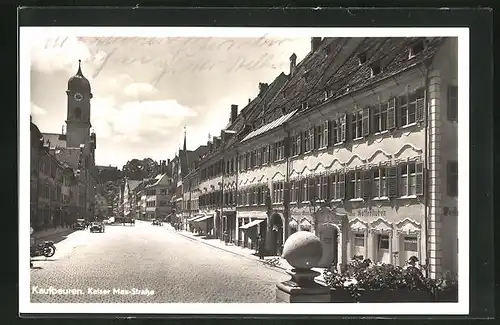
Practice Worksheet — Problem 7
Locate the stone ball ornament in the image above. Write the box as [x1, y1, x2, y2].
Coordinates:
[282, 231, 323, 270]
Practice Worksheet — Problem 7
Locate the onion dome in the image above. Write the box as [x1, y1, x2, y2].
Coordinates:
[67, 60, 91, 94]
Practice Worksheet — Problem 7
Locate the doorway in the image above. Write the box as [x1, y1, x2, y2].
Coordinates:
[318, 225, 339, 268]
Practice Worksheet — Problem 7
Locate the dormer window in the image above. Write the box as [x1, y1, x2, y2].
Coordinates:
[357, 52, 367, 65]
[301, 102, 309, 110]
[370, 64, 381, 77]
[324, 90, 329, 101]
[409, 40, 425, 58]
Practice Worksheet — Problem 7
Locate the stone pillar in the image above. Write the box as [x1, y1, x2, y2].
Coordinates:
[364, 229, 369, 260]
[337, 231, 343, 271]
[276, 231, 330, 303]
[388, 230, 393, 264]
[394, 232, 401, 265]
[428, 69, 443, 279]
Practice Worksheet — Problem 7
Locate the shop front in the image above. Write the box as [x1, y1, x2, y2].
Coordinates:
[238, 210, 267, 249]
[222, 211, 237, 244]
[195, 214, 215, 237]
[312, 206, 350, 270]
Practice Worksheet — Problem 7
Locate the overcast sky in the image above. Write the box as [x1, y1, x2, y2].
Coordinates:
[27, 28, 310, 168]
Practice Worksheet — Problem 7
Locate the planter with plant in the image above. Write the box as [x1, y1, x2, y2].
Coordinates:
[324, 256, 457, 303]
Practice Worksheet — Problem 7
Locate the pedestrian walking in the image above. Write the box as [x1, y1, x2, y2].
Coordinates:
[257, 234, 264, 259]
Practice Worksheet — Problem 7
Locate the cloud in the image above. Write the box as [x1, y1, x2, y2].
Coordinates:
[31, 102, 47, 117]
[27, 30, 310, 166]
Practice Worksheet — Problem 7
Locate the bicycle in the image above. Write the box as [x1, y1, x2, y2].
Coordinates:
[264, 257, 281, 267]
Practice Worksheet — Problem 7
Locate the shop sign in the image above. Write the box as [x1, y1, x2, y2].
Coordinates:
[356, 208, 387, 218]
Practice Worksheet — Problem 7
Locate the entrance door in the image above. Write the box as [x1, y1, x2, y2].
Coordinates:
[376, 234, 390, 264]
[318, 225, 338, 268]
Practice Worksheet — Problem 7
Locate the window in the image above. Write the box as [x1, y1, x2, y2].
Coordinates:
[374, 101, 388, 133]
[372, 168, 388, 198]
[371, 64, 381, 77]
[409, 40, 424, 58]
[74, 107, 82, 119]
[291, 133, 301, 156]
[256, 149, 262, 166]
[447, 161, 458, 197]
[290, 180, 297, 202]
[354, 234, 365, 247]
[321, 175, 329, 200]
[262, 145, 269, 165]
[321, 121, 329, 148]
[357, 52, 367, 65]
[275, 140, 285, 161]
[331, 119, 341, 145]
[307, 178, 315, 201]
[347, 171, 363, 199]
[159, 200, 167, 206]
[329, 173, 345, 200]
[305, 128, 314, 152]
[399, 88, 424, 127]
[302, 179, 309, 202]
[351, 110, 363, 139]
[160, 189, 167, 195]
[447, 85, 458, 122]
[378, 235, 389, 250]
[404, 236, 418, 252]
[273, 182, 284, 204]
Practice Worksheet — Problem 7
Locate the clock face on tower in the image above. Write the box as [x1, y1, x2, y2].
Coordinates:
[74, 93, 83, 102]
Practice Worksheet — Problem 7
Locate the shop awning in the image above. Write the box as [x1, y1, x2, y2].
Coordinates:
[195, 214, 214, 223]
[240, 219, 265, 230]
[187, 215, 203, 222]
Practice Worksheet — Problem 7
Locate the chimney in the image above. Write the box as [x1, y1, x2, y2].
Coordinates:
[230, 104, 238, 123]
[167, 159, 171, 165]
[311, 37, 322, 52]
[289, 53, 297, 77]
[258, 82, 269, 97]
[248, 98, 251, 103]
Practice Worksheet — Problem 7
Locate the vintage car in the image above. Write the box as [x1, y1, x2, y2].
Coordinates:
[73, 219, 86, 230]
[90, 222, 105, 233]
[152, 219, 163, 226]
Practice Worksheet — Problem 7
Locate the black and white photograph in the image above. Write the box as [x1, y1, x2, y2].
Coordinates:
[20, 26, 469, 315]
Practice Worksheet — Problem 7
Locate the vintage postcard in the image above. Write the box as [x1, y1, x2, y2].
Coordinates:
[19, 26, 469, 315]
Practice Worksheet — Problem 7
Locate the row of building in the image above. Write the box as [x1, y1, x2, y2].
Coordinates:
[118, 37, 459, 279]
[30, 60, 99, 230]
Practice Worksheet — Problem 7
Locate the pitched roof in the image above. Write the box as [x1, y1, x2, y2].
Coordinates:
[241, 109, 298, 143]
[42, 133, 67, 149]
[127, 180, 142, 191]
[53, 147, 81, 169]
[266, 37, 444, 121]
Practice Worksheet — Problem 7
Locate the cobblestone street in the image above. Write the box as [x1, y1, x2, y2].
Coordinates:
[30, 221, 288, 303]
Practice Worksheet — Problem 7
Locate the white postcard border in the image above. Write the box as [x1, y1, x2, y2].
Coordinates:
[19, 27, 470, 315]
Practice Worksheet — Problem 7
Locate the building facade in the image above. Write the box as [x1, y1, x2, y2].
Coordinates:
[144, 173, 173, 220]
[183, 37, 458, 279]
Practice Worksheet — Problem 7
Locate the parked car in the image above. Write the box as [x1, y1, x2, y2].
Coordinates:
[90, 222, 105, 233]
[73, 219, 86, 230]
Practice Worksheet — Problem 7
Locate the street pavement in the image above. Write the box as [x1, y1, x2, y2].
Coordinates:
[30, 221, 288, 303]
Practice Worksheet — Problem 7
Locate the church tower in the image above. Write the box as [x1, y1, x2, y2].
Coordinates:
[66, 60, 93, 149]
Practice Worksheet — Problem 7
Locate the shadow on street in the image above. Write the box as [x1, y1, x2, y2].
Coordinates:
[34, 228, 77, 245]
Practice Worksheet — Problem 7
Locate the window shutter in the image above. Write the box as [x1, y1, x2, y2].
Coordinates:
[415, 162, 424, 196]
[362, 107, 370, 136]
[327, 120, 332, 146]
[298, 178, 303, 202]
[343, 172, 350, 199]
[313, 127, 318, 150]
[363, 169, 372, 200]
[387, 166, 398, 198]
[301, 131, 306, 153]
[342, 113, 349, 142]
[387, 98, 396, 129]
[416, 90, 426, 123]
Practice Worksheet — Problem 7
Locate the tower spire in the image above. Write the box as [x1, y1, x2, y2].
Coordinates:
[183, 126, 187, 152]
[76, 59, 83, 76]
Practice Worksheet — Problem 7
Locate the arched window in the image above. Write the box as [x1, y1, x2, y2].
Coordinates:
[75, 107, 82, 119]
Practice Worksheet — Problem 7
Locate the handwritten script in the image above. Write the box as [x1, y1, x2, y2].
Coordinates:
[45, 35, 296, 87]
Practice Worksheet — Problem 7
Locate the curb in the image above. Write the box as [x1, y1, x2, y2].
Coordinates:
[33, 228, 75, 241]
[168, 227, 289, 273]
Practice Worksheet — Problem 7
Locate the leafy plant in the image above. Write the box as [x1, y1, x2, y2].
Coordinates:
[324, 256, 458, 302]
